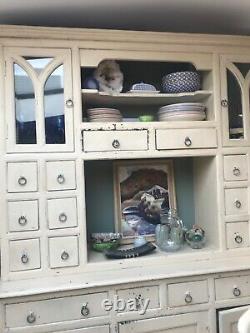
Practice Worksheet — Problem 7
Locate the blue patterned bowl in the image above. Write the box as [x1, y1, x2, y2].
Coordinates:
[162, 71, 200, 93]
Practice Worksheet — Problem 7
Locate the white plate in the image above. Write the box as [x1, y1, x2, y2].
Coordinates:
[158, 109, 205, 115]
[159, 114, 206, 121]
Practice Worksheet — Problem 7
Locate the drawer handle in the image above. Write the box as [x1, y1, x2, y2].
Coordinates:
[18, 215, 28, 226]
[66, 99, 74, 107]
[184, 292, 193, 304]
[233, 287, 241, 297]
[57, 174, 65, 184]
[233, 167, 241, 176]
[61, 251, 69, 261]
[184, 137, 192, 147]
[81, 302, 90, 317]
[235, 200, 242, 209]
[112, 139, 120, 149]
[21, 254, 29, 264]
[235, 234, 243, 244]
[18, 176, 27, 186]
[59, 213, 67, 223]
[26, 311, 36, 324]
[221, 99, 228, 107]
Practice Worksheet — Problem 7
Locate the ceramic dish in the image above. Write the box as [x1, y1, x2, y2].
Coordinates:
[162, 71, 200, 93]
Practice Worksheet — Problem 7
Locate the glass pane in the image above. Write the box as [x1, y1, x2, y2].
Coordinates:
[234, 62, 250, 78]
[14, 64, 37, 144]
[227, 69, 244, 139]
[44, 65, 65, 144]
[24, 57, 53, 74]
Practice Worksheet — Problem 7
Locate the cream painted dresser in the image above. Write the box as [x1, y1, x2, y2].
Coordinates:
[1, 25, 250, 333]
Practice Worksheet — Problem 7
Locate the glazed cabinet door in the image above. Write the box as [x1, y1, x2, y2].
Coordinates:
[119, 311, 209, 333]
[4, 47, 74, 152]
[220, 55, 250, 146]
[218, 305, 250, 333]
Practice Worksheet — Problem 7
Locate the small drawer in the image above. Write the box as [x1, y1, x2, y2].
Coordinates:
[7, 162, 38, 192]
[47, 197, 78, 229]
[155, 128, 217, 150]
[226, 221, 249, 249]
[8, 200, 39, 232]
[46, 161, 76, 191]
[224, 188, 248, 216]
[5, 292, 109, 328]
[49, 236, 79, 268]
[224, 155, 248, 181]
[215, 275, 250, 300]
[9, 239, 41, 272]
[116, 285, 160, 312]
[83, 130, 148, 152]
[167, 280, 209, 307]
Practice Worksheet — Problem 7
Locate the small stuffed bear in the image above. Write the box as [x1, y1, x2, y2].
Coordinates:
[94, 60, 123, 93]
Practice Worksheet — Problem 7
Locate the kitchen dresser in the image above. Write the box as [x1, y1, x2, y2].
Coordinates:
[1, 25, 250, 333]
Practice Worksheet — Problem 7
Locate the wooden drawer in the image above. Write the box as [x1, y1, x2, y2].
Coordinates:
[224, 188, 248, 216]
[167, 280, 209, 307]
[5, 292, 109, 328]
[8, 200, 39, 232]
[49, 236, 79, 268]
[155, 128, 217, 150]
[46, 161, 76, 191]
[7, 162, 38, 192]
[54, 327, 110, 333]
[226, 221, 250, 249]
[224, 155, 248, 181]
[9, 238, 41, 272]
[83, 130, 148, 152]
[47, 197, 78, 229]
[215, 275, 250, 300]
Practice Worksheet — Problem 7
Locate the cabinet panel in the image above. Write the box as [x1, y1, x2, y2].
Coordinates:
[49, 236, 79, 268]
[7, 162, 38, 193]
[8, 200, 39, 232]
[223, 155, 248, 181]
[47, 197, 77, 229]
[46, 161, 76, 191]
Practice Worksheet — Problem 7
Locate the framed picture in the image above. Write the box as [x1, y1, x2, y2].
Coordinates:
[113, 159, 176, 243]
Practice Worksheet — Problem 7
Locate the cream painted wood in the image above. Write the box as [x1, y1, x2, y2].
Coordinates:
[5, 291, 109, 328]
[46, 160, 76, 191]
[7, 161, 38, 192]
[9, 238, 41, 272]
[118, 311, 209, 332]
[226, 221, 250, 249]
[8, 200, 39, 232]
[167, 280, 209, 307]
[47, 197, 77, 229]
[155, 128, 217, 150]
[218, 305, 250, 333]
[49, 236, 79, 268]
[82, 130, 148, 152]
[224, 154, 248, 181]
[224, 187, 248, 216]
[215, 274, 250, 300]
[51, 327, 110, 333]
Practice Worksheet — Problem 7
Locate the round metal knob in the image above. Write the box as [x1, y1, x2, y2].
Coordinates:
[221, 99, 228, 107]
[18, 176, 27, 186]
[66, 99, 74, 107]
[18, 215, 27, 226]
[61, 251, 69, 261]
[235, 200, 242, 209]
[21, 254, 29, 264]
[57, 174, 65, 184]
[233, 167, 241, 176]
[184, 293, 193, 304]
[112, 139, 120, 149]
[233, 287, 241, 297]
[81, 303, 90, 317]
[26, 311, 36, 324]
[235, 234, 243, 244]
[59, 213, 67, 223]
[184, 137, 192, 147]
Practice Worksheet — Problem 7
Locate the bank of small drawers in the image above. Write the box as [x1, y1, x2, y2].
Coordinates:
[7, 162, 38, 193]
[49, 236, 79, 268]
[47, 197, 78, 229]
[226, 221, 250, 249]
[224, 187, 248, 216]
[8, 200, 39, 232]
[223, 155, 248, 181]
[215, 275, 250, 300]
[46, 160, 76, 191]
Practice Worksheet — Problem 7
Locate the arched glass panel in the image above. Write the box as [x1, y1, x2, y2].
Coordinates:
[24, 57, 53, 74]
[227, 69, 244, 139]
[234, 63, 250, 78]
[44, 65, 65, 144]
[14, 64, 37, 144]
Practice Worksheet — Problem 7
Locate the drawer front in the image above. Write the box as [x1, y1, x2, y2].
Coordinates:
[49, 236, 79, 268]
[167, 280, 209, 307]
[156, 128, 217, 150]
[9, 239, 41, 272]
[224, 188, 248, 216]
[55, 327, 110, 333]
[224, 155, 248, 181]
[226, 221, 249, 249]
[8, 200, 39, 232]
[47, 197, 78, 229]
[7, 162, 38, 192]
[5, 292, 109, 328]
[46, 161, 76, 191]
[116, 285, 160, 312]
[83, 130, 148, 152]
[215, 275, 250, 300]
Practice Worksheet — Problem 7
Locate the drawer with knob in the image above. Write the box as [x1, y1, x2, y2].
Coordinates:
[46, 161, 76, 191]
[9, 238, 41, 272]
[226, 221, 249, 249]
[5, 292, 109, 328]
[49, 236, 79, 268]
[82, 130, 148, 152]
[155, 128, 217, 150]
[224, 155, 248, 181]
[8, 200, 39, 232]
[7, 162, 38, 193]
[167, 280, 209, 307]
[224, 187, 248, 216]
[47, 197, 78, 229]
[215, 275, 250, 300]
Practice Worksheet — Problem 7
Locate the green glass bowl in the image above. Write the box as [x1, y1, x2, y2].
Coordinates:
[139, 115, 154, 122]
[92, 240, 120, 252]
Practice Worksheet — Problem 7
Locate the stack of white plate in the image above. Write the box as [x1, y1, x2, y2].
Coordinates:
[158, 103, 206, 121]
[87, 108, 122, 122]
